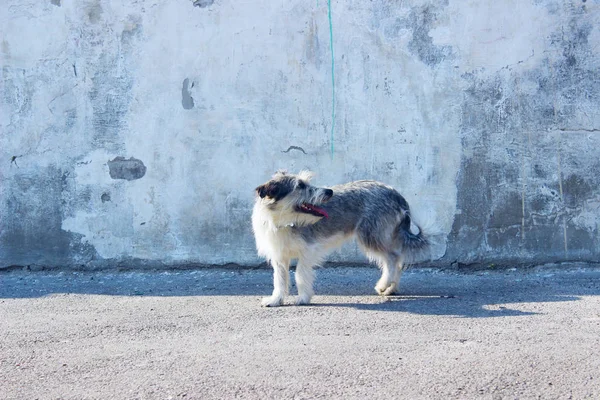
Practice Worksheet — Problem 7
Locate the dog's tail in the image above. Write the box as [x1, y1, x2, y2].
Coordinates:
[398, 212, 428, 251]
[397, 209, 441, 265]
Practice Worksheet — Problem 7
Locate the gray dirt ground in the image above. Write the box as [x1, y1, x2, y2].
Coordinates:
[1, 265, 600, 400]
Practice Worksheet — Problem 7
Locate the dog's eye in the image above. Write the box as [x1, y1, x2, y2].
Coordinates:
[297, 181, 306, 189]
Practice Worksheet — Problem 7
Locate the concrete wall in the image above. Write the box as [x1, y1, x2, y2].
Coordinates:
[1, 0, 599, 269]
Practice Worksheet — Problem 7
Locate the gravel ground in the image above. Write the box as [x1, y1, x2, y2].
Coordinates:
[1, 265, 600, 399]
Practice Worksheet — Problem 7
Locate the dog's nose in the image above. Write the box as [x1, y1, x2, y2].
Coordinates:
[325, 189, 333, 198]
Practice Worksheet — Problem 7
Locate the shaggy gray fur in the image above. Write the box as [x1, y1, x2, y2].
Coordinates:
[296, 180, 427, 254]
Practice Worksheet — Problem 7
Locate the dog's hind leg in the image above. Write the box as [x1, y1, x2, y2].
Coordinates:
[388, 257, 409, 295]
[374, 252, 401, 296]
[383, 255, 408, 296]
[262, 260, 289, 307]
[356, 220, 401, 296]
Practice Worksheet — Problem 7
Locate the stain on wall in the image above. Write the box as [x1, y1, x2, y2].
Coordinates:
[108, 157, 147, 181]
[181, 78, 195, 110]
[193, 0, 214, 8]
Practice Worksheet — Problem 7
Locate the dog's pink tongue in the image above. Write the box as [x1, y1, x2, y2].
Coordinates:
[312, 205, 329, 218]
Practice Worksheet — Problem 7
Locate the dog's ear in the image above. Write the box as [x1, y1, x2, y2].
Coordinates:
[255, 181, 291, 201]
[255, 183, 271, 199]
[256, 181, 280, 199]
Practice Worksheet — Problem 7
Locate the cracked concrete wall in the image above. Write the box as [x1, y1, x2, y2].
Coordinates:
[1, 0, 599, 269]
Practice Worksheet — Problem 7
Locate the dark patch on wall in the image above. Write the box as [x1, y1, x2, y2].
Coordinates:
[181, 78, 195, 110]
[85, 0, 104, 24]
[101, 192, 111, 203]
[407, 5, 452, 67]
[533, 164, 547, 178]
[193, 0, 215, 8]
[562, 175, 592, 208]
[87, 2, 103, 24]
[449, 156, 491, 238]
[445, 7, 600, 264]
[563, 226, 595, 256]
[108, 157, 147, 181]
[485, 226, 522, 253]
[521, 226, 565, 253]
[488, 192, 523, 229]
[530, 189, 559, 218]
[0, 166, 98, 267]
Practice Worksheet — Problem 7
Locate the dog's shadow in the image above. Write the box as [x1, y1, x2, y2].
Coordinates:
[305, 268, 597, 318]
[309, 294, 545, 318]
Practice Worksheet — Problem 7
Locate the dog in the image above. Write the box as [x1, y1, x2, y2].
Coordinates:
[252, 170, 429, 307]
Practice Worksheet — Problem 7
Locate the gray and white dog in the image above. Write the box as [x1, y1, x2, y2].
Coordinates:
[252, 170, 429, 307]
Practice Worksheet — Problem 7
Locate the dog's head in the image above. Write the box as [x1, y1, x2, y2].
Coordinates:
[255, 170, 333, 226]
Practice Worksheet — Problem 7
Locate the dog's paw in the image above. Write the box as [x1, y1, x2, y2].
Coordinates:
[295, 294, 312, 306]
[382, 282, 398, 296]
[375, 282, 389, 295]
[261, 296, 283, 307]
[375, 282, 398, 296]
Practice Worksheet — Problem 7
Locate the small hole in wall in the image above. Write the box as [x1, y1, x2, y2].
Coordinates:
[101, 193, 111, 203]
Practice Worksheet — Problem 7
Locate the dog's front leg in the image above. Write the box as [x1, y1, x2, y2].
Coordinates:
[295, 261, 315, 305]
[261, 260, 289, 307]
